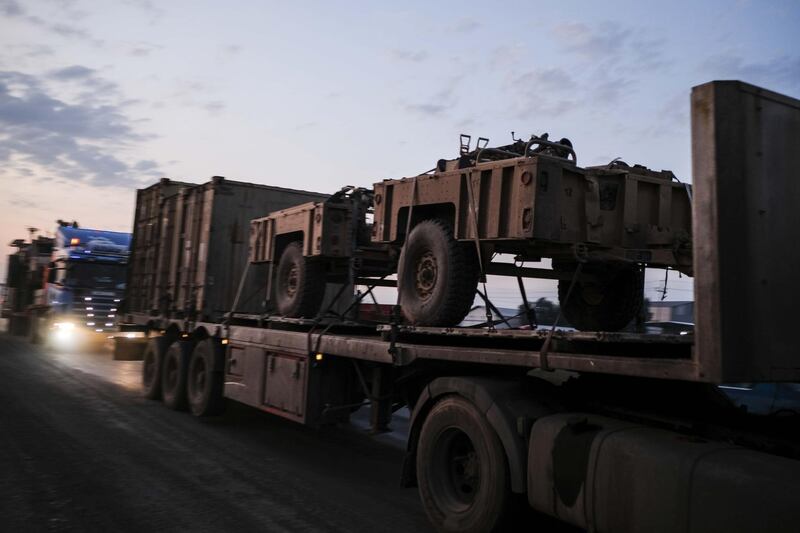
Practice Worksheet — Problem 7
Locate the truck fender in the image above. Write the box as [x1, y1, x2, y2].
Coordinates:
[402, 376, 554, 493]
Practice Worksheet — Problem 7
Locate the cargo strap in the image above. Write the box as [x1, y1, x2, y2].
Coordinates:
[516, 267, 537, 328]
[305, 277, 388, 358]
[539, 262, 583, 371]
[223, 261, 251, 337]
[475, 288, 512, 329]
[464, 170, 493, 328]
[388, 176, 419, 364]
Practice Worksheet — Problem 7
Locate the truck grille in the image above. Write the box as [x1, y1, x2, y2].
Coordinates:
[72, 292, 121, 332]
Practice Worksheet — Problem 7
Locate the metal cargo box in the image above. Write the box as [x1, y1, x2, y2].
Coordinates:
[126, 178, 194, 316]
[126, 176, 327, 322]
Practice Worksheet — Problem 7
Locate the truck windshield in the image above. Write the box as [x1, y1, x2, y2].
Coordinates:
[66, 262, 126, 290]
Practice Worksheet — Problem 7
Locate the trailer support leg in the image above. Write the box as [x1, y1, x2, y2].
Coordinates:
[369, 366, 393, 434]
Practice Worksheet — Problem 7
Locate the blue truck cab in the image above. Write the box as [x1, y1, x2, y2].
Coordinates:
[46, 225, 131, 337]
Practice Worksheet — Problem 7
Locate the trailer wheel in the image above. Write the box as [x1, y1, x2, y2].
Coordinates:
[142, 337, 171, 400]
[398, 220, 479, 326]
[161, 340, 193, 410]
[187, 338, 226, 416]
[417, 396, 510, 533]
[275, 241, 326, 318]
[557, 263, 643, 331]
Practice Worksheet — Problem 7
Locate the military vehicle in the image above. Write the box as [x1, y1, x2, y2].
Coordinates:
[251, 134, 693, 330]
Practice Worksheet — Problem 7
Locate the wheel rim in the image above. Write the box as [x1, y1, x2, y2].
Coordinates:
[579, 282, 605, 305]
[284, 264, 299, 298]
[414, 250, 438, 300]
[430, 427, 481, 513]
[189, 355, 207, 402]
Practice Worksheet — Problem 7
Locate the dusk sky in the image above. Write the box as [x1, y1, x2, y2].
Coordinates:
[1, 0, 798, 305]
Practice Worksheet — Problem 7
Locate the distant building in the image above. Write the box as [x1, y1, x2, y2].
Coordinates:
[648, 300, 694, 323]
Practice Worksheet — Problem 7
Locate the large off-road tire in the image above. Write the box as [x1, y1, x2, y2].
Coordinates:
[142, 336, 173, 400]
[417, 396, 510, 533]
[398, 220, 479, 327]
[557, 263, 643, 331]
[275, 241, 327, 318]
[187, 338, 226, 417]
[161, 340, 195, 410]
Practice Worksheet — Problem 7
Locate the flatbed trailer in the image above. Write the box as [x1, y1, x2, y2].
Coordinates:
[120, 81, 800, 532]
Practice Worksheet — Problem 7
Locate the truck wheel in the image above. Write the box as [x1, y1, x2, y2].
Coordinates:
[142, 337, 171, 400]
[417, 396, 510, 533]
[557, 263, 643, 331]
[398, 220, 479, 326]
[187, 338, 226, 416]
[162, 340, 194, 410]
[275, 241, 326, 318]
[28, 317, 41, 345]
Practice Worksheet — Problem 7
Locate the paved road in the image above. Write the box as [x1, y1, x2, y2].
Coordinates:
[0, 334, 431, 532]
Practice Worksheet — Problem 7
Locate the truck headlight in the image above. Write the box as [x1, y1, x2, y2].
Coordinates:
[52, 322, 75, 340]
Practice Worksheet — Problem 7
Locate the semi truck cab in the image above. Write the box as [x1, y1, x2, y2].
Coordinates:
[45, 225, 131, 340]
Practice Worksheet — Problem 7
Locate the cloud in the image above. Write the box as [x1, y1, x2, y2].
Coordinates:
[511, 68, 577, 93]
[128, 42, 163, 57]
[0, 69, 161, 187]
[49, 65, 94, 80]
[0, 0, 103, 47]
[506, 67, 577, 118]
[122, 0, 164, 23]
[203, 100, 225, 113]
[637, 91, 689, 140]
[403, 75, 463, 117]
[0, 0, 22, 16]
[553, 22, 631, 61]
[405, 103, 449, 116]
[47, 65, 119, 94]
[389, 49, 429, 63]
[6, 196, 38, 209]
[452, 17, 481, 33]
[543, 21, 671, 114]
[699, 54, 800, 90]
[552, 21, 669, 74]
[14, 44, 55, 58]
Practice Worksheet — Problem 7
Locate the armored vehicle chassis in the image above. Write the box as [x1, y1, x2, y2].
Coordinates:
[251, 135, 692, 330]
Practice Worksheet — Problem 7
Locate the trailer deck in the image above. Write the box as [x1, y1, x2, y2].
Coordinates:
[127, 311, 697, 379]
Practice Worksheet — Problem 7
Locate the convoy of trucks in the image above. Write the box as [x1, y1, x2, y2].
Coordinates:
[3, 222, 131, 345]
[4, 80, 800, 532]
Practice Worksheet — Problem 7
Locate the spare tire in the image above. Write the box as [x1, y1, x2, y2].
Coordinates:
[275, 241, 326, 318]
[557, 263, 643, 331]
[398, 219, 479, 326]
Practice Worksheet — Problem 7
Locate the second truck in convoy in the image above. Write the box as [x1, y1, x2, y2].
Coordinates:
[119, 81, 800, 532]
[4, 221, 131, 345]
